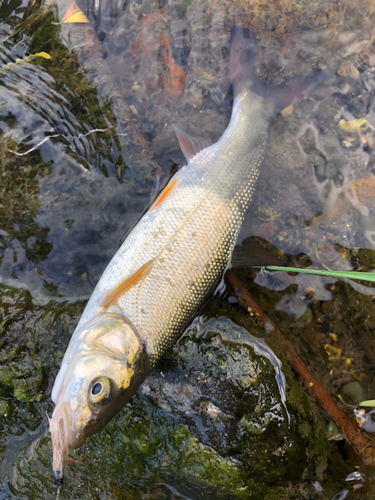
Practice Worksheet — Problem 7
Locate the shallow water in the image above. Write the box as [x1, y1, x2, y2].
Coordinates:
[1, 0, 375, 498]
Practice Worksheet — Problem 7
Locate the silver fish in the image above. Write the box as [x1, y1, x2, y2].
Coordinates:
[49, 27, 322, 485]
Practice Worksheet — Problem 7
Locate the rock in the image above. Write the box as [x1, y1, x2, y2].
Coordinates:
[341, 381, 365, 405]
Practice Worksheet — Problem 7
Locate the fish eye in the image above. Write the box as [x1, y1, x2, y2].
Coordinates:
[89, 377, 113, 405]
[92, 383, 102, 395]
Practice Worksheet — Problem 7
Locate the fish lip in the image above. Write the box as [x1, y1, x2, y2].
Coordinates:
[54, 470, 63, 488]
[49, 400, 71, 483]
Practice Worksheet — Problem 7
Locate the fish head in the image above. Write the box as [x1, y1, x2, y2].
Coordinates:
[49, 313, 148, 485]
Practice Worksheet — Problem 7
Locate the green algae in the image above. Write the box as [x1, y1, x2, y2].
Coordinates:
[0, 284, 84, 401]
[0, 142, 53, 265]
[0, 280, 331, 499]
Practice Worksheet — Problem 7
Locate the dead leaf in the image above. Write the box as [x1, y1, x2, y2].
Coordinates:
[339, 118, 370, 133]
[281, 104, 293, 116]
[62, 0, 89, 23]
[34, 52, 52, 60]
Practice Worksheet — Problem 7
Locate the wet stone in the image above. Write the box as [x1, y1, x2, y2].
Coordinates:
[0, 285, 84, 402]
[341, 381, 365, 405]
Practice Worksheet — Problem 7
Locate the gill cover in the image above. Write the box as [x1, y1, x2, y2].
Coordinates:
[50, 313, 148, 484]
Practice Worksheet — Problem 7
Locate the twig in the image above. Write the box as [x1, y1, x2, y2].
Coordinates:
[8, 134, 59, 156]
[8, 128, 114, 157]
[225, 268, 375, 466]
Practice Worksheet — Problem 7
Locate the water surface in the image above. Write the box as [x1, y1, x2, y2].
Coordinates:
[1, 0, 375, 498]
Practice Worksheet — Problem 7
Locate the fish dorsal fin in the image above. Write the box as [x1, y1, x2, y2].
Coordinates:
[101, 259, 155, 310]
[173, 125, 209, 162]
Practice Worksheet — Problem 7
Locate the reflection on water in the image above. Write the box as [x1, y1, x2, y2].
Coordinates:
[1, 0, 375, 497]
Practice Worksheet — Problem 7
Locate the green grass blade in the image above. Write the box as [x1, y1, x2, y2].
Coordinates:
[255, 266, 375, 283]
[359, 400, 375, 407]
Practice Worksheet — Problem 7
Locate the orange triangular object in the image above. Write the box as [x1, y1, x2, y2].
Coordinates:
[100, 259, 155, 309]
[150, 178, 178, 210]
[62, 0, 89, 23]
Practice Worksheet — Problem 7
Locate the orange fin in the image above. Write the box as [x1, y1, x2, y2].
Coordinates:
[101, 259, 155, 309]
[150, 178, 178, 210]
[173, 125, 209, 162]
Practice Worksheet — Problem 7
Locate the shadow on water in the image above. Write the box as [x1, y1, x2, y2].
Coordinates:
[1, 0, 375, 498]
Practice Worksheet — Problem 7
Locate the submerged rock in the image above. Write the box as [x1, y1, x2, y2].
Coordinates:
[0, 285, 84, 402]
[1, 284, 330, 498]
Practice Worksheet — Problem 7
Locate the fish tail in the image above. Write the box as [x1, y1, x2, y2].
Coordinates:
[269, 68, 326, 113]
[229, 26, 259, 97]
[229, 26, 326, 112]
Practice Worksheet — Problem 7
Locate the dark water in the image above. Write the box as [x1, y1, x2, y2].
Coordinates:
[1, 0, 375, 498]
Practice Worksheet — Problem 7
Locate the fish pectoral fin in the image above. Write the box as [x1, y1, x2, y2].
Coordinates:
[173, 125, 210, 162]
[100, 259, 155, 309]
[149, 174, 160, 206]
[150, 177, 178, 210]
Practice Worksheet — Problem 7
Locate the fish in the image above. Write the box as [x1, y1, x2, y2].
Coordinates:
[49, 27, 324, 485]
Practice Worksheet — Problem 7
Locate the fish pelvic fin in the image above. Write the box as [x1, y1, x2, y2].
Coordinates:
[100, 259, 155, 310]
[229, 26, 326, 113]
[173, 125, 210, 162]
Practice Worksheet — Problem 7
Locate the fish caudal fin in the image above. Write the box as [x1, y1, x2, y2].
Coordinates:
[229, 26, 259, 97]
[269, 68, 327, 113]
[229, 26, 326, 112]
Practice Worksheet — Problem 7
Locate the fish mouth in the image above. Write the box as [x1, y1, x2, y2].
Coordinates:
[54, 470, 63, 488]
[48, 401, 71, 486]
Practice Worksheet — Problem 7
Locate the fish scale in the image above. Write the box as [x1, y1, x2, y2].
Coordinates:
[71, 90, 271, 366]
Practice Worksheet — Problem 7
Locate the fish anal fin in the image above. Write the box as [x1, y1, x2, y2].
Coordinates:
[173, 125, 209, 162]
[150, 178, 178, 210]
[101, 259, 155, 310]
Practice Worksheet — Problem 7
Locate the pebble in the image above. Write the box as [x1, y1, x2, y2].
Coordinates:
[256, 223, 275, 240]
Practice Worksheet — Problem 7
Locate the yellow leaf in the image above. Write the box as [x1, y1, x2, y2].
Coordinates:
[338, 118, 370, 133]
[62, 0, 89, 24]
[281, 104, 293, 116]
[63, 11, 90, 23]
[34, 52, 52, 60]
[0, 52, 52, 70]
